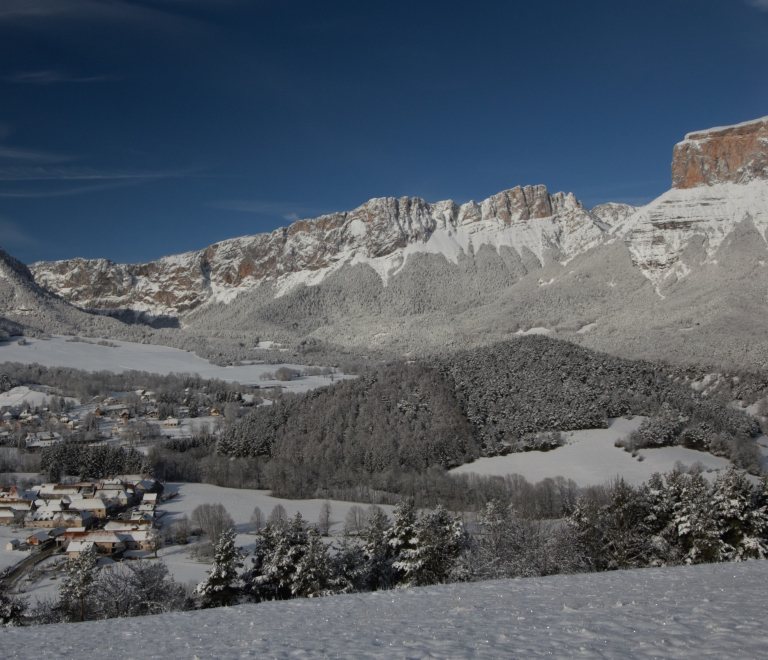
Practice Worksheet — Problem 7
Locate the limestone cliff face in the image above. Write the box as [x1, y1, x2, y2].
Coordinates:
[625, 116, 768, 288]
[671, 116, 768, 189]
[30, 185, 609, 318]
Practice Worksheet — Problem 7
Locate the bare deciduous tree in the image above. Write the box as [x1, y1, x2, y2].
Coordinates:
[318, 501, 332, 536]
[268, 503, 288, 525]
[344, 505, 368, 536]
[190, 503, 235, 544]
[250, 506, 263, 531]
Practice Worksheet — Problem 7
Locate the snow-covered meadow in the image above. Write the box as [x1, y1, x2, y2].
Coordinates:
[4, 560, 768, 658]
[451, 417, 733, 486]
[157, 483, 395, 586]
[0, 335, 351, 392]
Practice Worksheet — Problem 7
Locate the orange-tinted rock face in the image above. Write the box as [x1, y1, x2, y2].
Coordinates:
[672, 116, 768, 189]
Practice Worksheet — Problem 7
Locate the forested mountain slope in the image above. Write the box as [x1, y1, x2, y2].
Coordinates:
[212, 337, 762, 499]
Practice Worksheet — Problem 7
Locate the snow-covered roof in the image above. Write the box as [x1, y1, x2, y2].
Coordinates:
[67, 541, 95, 553]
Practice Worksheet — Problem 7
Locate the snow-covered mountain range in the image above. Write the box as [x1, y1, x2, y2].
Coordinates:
[30, 186, 630, 318]
[13, 115, 768, 368]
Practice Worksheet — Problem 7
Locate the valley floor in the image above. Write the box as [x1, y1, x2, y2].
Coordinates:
[0, 335, 352, 392]
[3, 560, 768, 658]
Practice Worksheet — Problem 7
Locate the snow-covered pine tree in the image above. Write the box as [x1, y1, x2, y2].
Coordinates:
[361, 505, 394, 591]
[195, 527, 243, 608]
[711, 467, 768, 561]
[245, 512, 308, 602]
[291, 526, 337, 598]
[386, 497, 419, 585]
[0, 582, 26, 627]
[60, 545, 98, 622]
[669, 471, 721, 564]
[393, 505, 466, 588]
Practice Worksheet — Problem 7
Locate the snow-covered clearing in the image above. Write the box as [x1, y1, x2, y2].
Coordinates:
[0, 525, 32, 570]
[451, 417, 732, 486]
[4, 560, 768, 658]
[160, 482, 394, 536]
[0, 336, 352, 392]
[0, 386, 78, 409]
[157, 482, 395, 585]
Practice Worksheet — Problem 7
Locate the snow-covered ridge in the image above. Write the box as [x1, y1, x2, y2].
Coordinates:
[30, 185, 620, 318]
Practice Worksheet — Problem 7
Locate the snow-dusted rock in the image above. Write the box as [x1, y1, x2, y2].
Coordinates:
[672, 115, 768, 189]
[30, 185, 608, 317]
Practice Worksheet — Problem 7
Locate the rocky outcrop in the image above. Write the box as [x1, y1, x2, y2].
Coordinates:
[672, 116, 768, 189]
[590, 203, 637, 228]
[625, 116, 768, 287]
[30, 185, 610, 318]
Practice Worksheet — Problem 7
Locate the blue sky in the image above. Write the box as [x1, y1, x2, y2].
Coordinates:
[1, 0, 767, 264]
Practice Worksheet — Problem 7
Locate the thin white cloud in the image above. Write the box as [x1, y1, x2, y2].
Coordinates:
[210, 200, 322, 221]
[7, 70, 119, 84]
[746, 0, 768, 10]
[0, 146, 73, 164]
[0, 217, 36, 246]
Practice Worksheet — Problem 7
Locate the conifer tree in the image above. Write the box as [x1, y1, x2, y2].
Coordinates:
[195, 528, 243, 608]
[712, 467, 768, 561]
[361, 505, 394, 591]
[393, 505, 466, 588]
[0, 583, 26, 627]
[291, 527, 336, 598]
[386, 497, 419, 585]
[60, 546, 98, 622]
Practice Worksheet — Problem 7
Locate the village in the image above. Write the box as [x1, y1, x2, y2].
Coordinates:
[0, 384, 228, 455]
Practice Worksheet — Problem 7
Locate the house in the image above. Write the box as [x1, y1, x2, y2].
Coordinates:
[0, 507, 23, 525]
[104, 519, 151, 532]
[96, 487, 133, 507]
[5, 539, 20, 551]
[25, 509, 94, 529]
[69, 531, 126, 555]
[27, 530, 54, 547]
[67, 540, 96, 558]
[25, 432, 62, 451]
[163, 418, 179, 427]
[68, 498, 109, 519]
[142, 492, 158, 504]
[121, 530, 154, 551]
[94, 408, 104, 417]
[36, 483, 80, 499]
[209, 408, 220, 416]
[133, 478, 163, 496]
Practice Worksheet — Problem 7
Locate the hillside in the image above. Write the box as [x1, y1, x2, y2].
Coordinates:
[3, 561, 768, 658]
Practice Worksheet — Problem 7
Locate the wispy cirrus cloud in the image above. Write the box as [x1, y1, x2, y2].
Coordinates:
[0, 217, 37, 246]
[0, 146, 74, 164]
[7, 70, 120, 85]
[746, 0, 768, 10]
[210, 200, 322, 222]
[0, 168, 189, 197]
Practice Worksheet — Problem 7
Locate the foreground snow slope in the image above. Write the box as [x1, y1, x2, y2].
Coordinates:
[4, 561, 768, 658]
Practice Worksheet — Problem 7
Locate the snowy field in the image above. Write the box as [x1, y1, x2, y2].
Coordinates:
[160, 482, 394, 537]
[0, 336, 352, 392]
[451, 417, 733, 486]
[0, 385, 78, 409]
[4, 560, 768, 658]
[157, 482, 395, 585]
[0, 525, 32, 571]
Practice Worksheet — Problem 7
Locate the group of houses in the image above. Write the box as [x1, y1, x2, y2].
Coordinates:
[1, 476, 164, 559]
